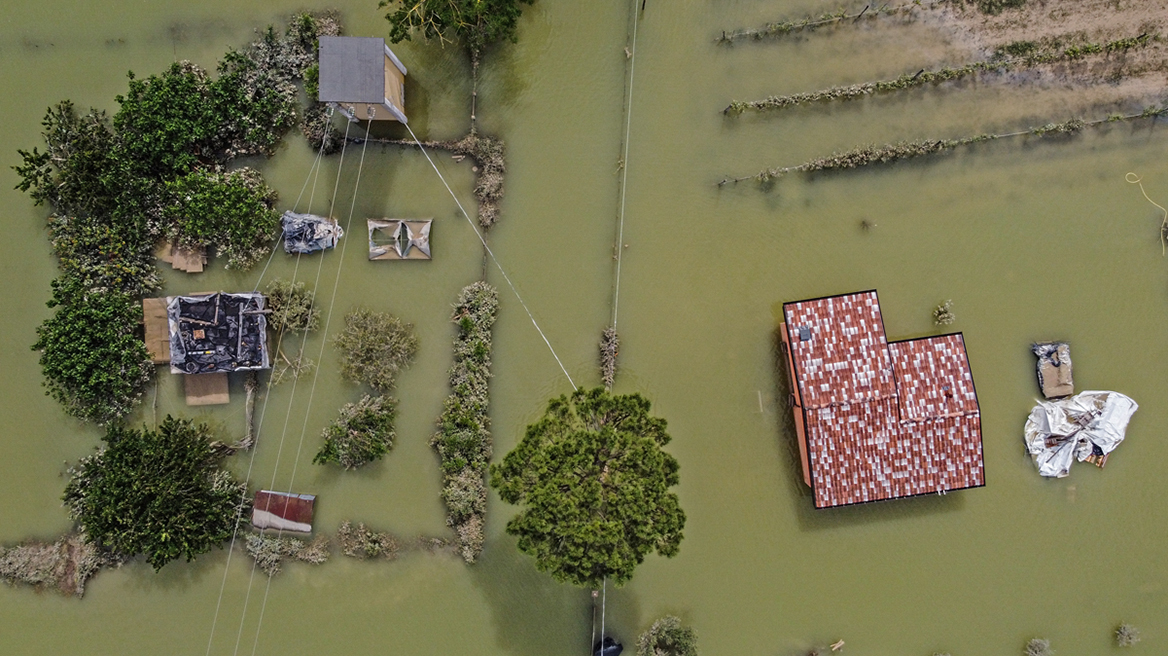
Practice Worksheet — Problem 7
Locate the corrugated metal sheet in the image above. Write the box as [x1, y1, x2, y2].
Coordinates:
[252, 490, 315, 529]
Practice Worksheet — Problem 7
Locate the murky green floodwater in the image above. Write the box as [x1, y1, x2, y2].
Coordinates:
[2, 0, 1166, 654]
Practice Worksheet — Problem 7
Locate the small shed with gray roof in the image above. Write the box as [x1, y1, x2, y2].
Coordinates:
[318, 36, 408, 123]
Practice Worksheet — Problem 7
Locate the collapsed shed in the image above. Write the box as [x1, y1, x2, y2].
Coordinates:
[282, 211, 343, 254]
[168, 292, 270, 375]
[252, 490, 315, 533]
[368, 218, 432, 260]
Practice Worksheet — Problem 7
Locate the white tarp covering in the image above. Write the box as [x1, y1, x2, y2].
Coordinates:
[1023, 391, 1138, 477]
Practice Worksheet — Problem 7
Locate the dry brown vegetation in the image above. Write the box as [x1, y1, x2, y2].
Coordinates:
[0, 533, 114, 597]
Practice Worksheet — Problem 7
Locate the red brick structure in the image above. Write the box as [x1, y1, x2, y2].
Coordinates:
[780, 291, 984, 508]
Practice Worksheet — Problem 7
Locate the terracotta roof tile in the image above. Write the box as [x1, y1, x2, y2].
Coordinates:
[889, 335, 979, 421]
[784, 292, 984, 509]
[784, 291, 895, 409]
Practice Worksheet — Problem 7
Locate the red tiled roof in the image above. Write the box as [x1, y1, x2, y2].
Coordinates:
[889, 335, 978, 421]
[783, 291, 984, 508]
[784, 292, 895, 408]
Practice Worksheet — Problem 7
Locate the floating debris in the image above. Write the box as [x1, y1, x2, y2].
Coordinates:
[282, 211, 343, 254]
[1032, 342, 1073, 399]
[1023, 391, 1137, 477]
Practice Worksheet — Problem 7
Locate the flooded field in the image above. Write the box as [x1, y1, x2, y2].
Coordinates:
[1, 0, 1165, 654]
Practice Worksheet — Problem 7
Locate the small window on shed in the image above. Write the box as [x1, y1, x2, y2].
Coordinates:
[798, 326, 812, 341]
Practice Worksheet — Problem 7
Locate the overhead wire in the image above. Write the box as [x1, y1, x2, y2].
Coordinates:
[204, 119, 338, 656]
[612, 0, 642, 331]
[247, 117, 373, 656]
[401, 121, 576, 388]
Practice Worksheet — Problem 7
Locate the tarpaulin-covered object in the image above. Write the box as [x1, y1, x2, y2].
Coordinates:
[1023, 390, 1137, 477]
[368, 219, 431, 260]
[282, 211, 343, 254]
[168, 292, 270, 374]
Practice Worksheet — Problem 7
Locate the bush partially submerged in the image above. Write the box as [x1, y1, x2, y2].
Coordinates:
[63, 417, 248, 570]
[244, 533, 329, 576]
[337, 520, 399, 559]
[334, 308, 418, 392]
[933, 299, 956, 326]
[1024, 638, 1053, 656]
[314, 394, 397, 469]
[0, 533, 113, 598]
[266, 279, 319, 333]
[433, 282, 498, 563]
[637, 616, 698, 656]
[1116, 624, 1141, 647]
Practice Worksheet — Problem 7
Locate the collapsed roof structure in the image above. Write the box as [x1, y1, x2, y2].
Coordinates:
[780, 291, 984, 509]
[167, 292, 270, 375]
[282, 211, 343, 254]
[368, 219, 432, 260]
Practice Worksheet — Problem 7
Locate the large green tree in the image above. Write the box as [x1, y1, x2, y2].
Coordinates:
[490, 387, 685, 588]
[63, 417, 247, 570]
[380, 0, 534, 58]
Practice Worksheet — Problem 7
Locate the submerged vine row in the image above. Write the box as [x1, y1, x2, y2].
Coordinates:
[720, 106, 1167, 185]
[725, 33, 1154, 115]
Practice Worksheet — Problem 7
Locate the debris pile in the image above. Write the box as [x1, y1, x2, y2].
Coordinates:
[1023, 391, 1138, 477]
[282, 211, 343, 254]
[1032, 342, 1073, 399]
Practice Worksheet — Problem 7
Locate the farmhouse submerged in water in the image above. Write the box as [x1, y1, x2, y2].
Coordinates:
[780, 290, 984, 509]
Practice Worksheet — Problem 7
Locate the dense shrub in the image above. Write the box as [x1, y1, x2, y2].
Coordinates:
[432, 281, 497, 562]
[266, 279, 319, 333]
[333, 308, 419, 392]
[32, 280, 152, 425]
[314, 394, 397, 469]
[63, 417, 247, 570]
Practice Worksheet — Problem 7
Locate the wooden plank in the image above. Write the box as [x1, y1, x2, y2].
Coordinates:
[184, 372, 230, 406]
[142, 297, 170, 364]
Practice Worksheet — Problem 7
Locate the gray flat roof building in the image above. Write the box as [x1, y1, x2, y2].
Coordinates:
[318, 36, 408, 123]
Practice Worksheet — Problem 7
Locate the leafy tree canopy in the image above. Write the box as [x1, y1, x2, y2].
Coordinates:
[163, 167, 280, 270]
[32, 279, 153, 425]
[380, 0, 534, 57]
[63, 416, 247, 570]
[490, 387, 685, 588]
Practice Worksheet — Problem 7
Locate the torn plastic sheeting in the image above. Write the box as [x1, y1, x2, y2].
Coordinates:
[282, 211, 343, 254]
[1023, 390, 1138, 477]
